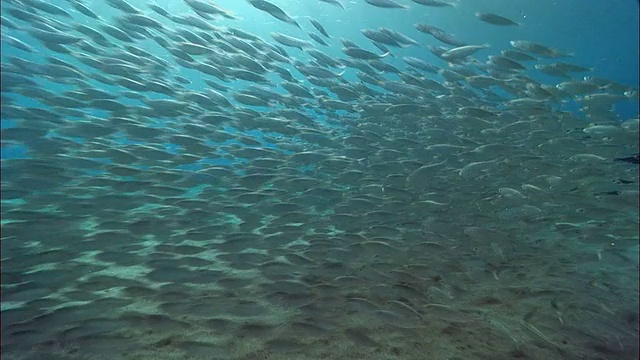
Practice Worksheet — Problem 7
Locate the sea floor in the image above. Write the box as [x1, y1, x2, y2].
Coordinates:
[1, 218, 638, 360]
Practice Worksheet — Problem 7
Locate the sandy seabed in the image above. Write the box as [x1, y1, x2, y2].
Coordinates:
[2, 225, 638, 360]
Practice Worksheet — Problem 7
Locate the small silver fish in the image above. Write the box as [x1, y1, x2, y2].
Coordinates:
[248, 0, 300, 28]
[319, 0, 345, 10]
[342, 47, 391, 60]
[476, 12, 520, 26]
[365, 0, 408, 9]
[309, 17, 330, 38]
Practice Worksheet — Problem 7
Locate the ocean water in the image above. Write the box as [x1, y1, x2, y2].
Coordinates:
[1, 0, 638, 359]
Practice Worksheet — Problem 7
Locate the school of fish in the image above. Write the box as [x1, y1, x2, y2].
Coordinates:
[1, 0, 638, 359]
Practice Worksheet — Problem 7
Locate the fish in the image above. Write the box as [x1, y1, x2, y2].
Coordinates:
[415, 23, 467, 46]
[247, 0, 300, 28]
[362, 29, 403, 47]
[28, 28, 83, 45]
[441, 44, 490, 61]
[70, 0, 101, 19]
[319, 0, 346, 10]
[379, 28, 419, 46]
[372, 42, 394, 57]
[21, 0, 72, 17]
[476, 12, 520, 26]
[308, 17, 330, 38]
[104, 0, 140, 14]
[184, 0, 235, 18]
[364, 0, 408, 9]
[488, 55, 527, 70]
[147, 3, 171, 18]
[614, 153, 640, 164]
[308, 32, 329, 46]
[2, 34, 37, 52]
[294, 62, 345, 79]
[501, 49, 537, 62]
[402, 57, 438, 72]
[271, 32, 313, 49]
[510, 40, 573, 58]
[342, 47, 391, 60]
[122, 14, 165, 29]
[548, 62, 593, 73]
[555, 80, 601, 95]
[535, 64, 571, 78]
[411, 0, 456, 6]
[1, 15, 22, 29]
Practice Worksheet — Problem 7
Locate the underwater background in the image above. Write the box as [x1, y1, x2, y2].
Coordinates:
[1, 0, 639, 359]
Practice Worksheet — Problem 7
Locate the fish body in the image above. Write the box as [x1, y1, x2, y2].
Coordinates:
[365, 0, 408, 9]
[248, 0, 300, 27]
[309, 18, 330, 38]
[271, 32, 312, 49]
[441, 44, 489, 61]
[343, 47, 391, 60]
[476, 12, 520, 26]
[412, 0, 455, 6]
[319, 0, 346, 9]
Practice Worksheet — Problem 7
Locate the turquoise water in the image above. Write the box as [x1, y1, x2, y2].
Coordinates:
[1, 1, 638, 359]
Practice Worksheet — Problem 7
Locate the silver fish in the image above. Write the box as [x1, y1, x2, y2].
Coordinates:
[248, 0, 300, 28]
[365, 0, 408, 9]
[319, 0, 345, 9]
[271, 32, 312, 49]
[441, 44, 489, 61]
[342, 47, 391, 60]
[411, 0, 455, 6]
[476, 12, 520, 26]
[309, 17, 330, 38]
